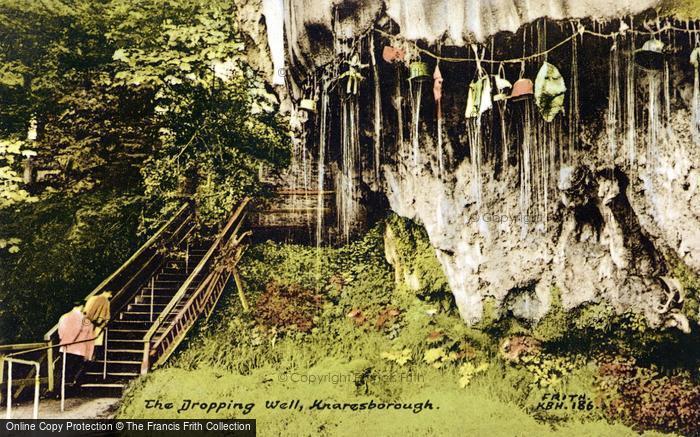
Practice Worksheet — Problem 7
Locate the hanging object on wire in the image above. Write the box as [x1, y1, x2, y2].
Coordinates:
[534, 62, 566, 122]
[409, 60, 431, 82]
[465, 46, 492, 119]
[494, 63, 511, 168]
[465, 76, 492, 118]
[299, 94, 317, 114]
[636, 38, 666, 70]
[383, 45, 405, 63]
[493, 63, 512, 102]
[691, 47, 700, 67]
[433, 63, 444, 118]
[339, 54, 369, 95]
[510, 61, 533, 101]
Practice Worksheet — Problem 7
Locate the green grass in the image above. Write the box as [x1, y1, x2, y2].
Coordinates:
[120, 366, 668, 437]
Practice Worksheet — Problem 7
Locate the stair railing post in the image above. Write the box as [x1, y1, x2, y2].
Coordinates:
[33, 362, 39, 419]
[150, 277, 155, 322]
[5, 360, 11, 419]
[102, 327, 108, 380]
[0, 357, 4, 406]
[140, 342, 150, 375]
[60, 351, 66, 413]
[185, 241, 190, 273]
[47, 340, 54, 392]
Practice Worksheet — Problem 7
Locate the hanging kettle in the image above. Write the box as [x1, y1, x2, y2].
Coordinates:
[409, 61, 431, 82]
[636, 38, 666, 70]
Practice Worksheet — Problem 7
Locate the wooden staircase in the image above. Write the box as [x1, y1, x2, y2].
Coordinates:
[78, 248, 208, 395]
[37, 199, 250, 399]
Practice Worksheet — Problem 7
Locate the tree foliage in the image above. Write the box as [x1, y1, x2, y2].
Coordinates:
[0, 0, 289, 231]
[0, 0, 290, 338]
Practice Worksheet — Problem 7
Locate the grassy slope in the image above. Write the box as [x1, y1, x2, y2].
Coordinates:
[121, 367, 665, 437]
[117, 220, 671, 436]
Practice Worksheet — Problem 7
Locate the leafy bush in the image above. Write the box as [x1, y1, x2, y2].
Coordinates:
[253, 282, 324, 334]
[516, 353, 577, 389]
[597, 356, 700, 436]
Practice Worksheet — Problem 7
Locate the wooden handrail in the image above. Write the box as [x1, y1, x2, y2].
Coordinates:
[142, 199, 249, 343]
[0, 343, 47, 354]
[152, 270, 230, 368]
[43, 203, 192, 342]
[148, 273, 216, 366]
[141, 198, 250, 373]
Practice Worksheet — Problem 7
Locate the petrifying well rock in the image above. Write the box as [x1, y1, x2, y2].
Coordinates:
[239, 0, 699, 331]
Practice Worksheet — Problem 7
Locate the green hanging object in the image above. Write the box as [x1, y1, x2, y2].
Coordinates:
[534, 62, 566, 122]
[409, 61, 431, 82]
[465, 75, 492, 119]
[691, 47, 700, 68]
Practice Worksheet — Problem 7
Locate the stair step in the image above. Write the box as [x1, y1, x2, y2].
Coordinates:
[126, 304, 185, 312]
[137, 288, 185, 294]
[120, 313, 177, 322]
[112, 320, 153, 324]
[106, 340, 146, 350]
[133, 296, 182, 304]
[80, 383, 126, 389]
[128, 293, 192, 306]
[85, 371, 139, 377]
[161, 267, 205, 273]
[120, 311, 174, 318]
[102, 360, 141, 365]
[106, 339, 146, 343]
[99, 351, 143, 361]
[109, 329, 148, 340]
[155, 274, 189, 280]
[76, 382, 126, 398]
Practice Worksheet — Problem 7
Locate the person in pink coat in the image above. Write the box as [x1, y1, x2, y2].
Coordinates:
[58, 305, 95, 386]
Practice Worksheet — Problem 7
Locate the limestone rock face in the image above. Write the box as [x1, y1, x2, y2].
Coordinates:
[281, 0, 660, 68]
[383, 103, 699, 328]
[241, 0, 700, 331]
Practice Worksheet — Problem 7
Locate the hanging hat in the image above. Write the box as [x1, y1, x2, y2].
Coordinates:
[409, 61, 431, 82]
[510, 78, 533, 101]
[636, 39, 666, 70]
[382, 46, 405, 63]
[534, 62, 566, 122]
[510, 60, 532, 101]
